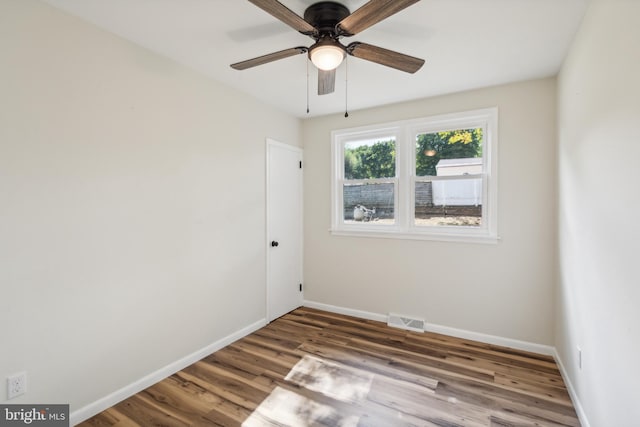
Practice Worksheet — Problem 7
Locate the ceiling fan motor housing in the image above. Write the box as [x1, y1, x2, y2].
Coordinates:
[303, 2, 350, 36]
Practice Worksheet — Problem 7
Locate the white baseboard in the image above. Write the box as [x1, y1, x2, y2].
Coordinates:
[553, 348, 591, 427]
[303, 300, 553, 355]
[303, 300, 388, 323]
[70, 318, 267, 426]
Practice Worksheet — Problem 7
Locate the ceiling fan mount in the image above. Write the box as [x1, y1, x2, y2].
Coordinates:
[231, 0, 425, 96]
[303, 1, 350, 35]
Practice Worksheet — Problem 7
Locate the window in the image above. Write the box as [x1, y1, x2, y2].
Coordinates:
[331, 108, 498, 243]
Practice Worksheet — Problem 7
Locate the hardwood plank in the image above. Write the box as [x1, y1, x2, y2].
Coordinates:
[79, 308, 580, 427]
[180, 363, 269, 407]
[79, 409, 121, 427]
[112, 394, 192, 427]
[133, 375, 225, 425]
[446, 353, 565, 386]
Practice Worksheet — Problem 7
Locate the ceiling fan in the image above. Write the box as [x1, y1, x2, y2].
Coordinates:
[231, 0, 425, 96]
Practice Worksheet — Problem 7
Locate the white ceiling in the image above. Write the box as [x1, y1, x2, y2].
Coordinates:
[42, 0, 588, 118]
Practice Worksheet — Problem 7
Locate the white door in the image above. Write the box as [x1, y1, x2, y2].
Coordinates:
[266, 139, 303, 322]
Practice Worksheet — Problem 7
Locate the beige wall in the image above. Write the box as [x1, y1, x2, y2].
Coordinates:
[0, 0, 299, 412]
[556, 0, 640, 424]
[302, 78, 557, 345]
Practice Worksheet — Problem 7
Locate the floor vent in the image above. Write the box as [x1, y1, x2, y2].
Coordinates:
[387, 313, 425, 333]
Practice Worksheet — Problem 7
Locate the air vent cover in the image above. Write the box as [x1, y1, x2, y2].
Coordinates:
[387, 313, 425, 332]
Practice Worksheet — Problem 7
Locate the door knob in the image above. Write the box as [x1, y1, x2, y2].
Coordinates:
[271, 241, 279, 247]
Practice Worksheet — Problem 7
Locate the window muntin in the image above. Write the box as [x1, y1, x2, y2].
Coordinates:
[331, 109, 497, 242]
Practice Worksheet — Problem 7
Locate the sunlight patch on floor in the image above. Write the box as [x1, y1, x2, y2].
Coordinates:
[242, 386, 360, 427]
[285, 355, 374, 403]
[242, 355, 376, 426]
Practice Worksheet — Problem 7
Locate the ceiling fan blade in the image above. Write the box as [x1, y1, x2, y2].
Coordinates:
[318, 69, 336, 95]
[248, 0, 317, 36]
[347, 42, 424, 73]
[337, 0, 420, 36]
[231, 47, 307, 70]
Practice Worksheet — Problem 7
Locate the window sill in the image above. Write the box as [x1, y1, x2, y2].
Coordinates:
[329, 227, 500, 244]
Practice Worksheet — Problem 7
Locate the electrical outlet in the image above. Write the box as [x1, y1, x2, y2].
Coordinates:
[7, 372, 26, 399]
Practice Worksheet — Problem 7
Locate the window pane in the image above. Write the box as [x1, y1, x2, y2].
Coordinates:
[415, 128, 483, 177]
[415, 128, 483, 227]
[415, 179, 482, 227]
[344, 182, 395, 225]
[345, 137, 396, 179]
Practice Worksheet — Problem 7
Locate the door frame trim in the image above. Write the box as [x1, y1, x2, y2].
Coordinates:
[265, 138, 304, 322]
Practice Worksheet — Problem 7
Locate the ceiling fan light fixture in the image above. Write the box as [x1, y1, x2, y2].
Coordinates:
[310, 43, 345, 71]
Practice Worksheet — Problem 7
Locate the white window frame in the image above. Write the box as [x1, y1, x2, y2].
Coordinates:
[331, 107, 498, 243]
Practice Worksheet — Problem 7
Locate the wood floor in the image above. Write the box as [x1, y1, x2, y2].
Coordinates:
[79, 307, 580, 426]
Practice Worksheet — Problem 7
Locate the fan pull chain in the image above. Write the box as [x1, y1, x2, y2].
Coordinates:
[344, 56, 349, 118]
[306, 58, 310, 114]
